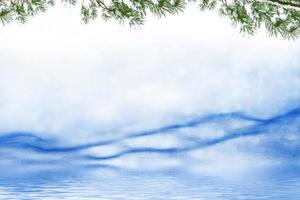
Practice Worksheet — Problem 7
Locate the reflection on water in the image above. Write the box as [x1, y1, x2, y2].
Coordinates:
[1, 107, 300, 199]
[1, 166, 300, 200]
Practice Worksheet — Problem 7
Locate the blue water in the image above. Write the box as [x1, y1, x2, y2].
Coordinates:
[1, 107, 300, 199]
[1, 166, 300, 199]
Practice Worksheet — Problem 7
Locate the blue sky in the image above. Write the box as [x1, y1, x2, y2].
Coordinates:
[0, 5, 299, 143]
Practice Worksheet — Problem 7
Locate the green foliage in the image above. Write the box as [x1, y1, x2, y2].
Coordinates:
[80, 0, 186, 25]
[214, 0, 300, 39]
[0, 0, 299, 39]
[0, 0, 54, 24]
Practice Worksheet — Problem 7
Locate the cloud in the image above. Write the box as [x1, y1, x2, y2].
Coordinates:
[0, 6, 299, 140]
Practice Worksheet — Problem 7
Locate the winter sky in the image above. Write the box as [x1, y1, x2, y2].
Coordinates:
[0, 5, 299, 141]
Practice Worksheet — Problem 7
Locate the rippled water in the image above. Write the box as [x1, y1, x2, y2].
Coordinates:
[1, 166, 300, 200]
[1, 107, 300, 199]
